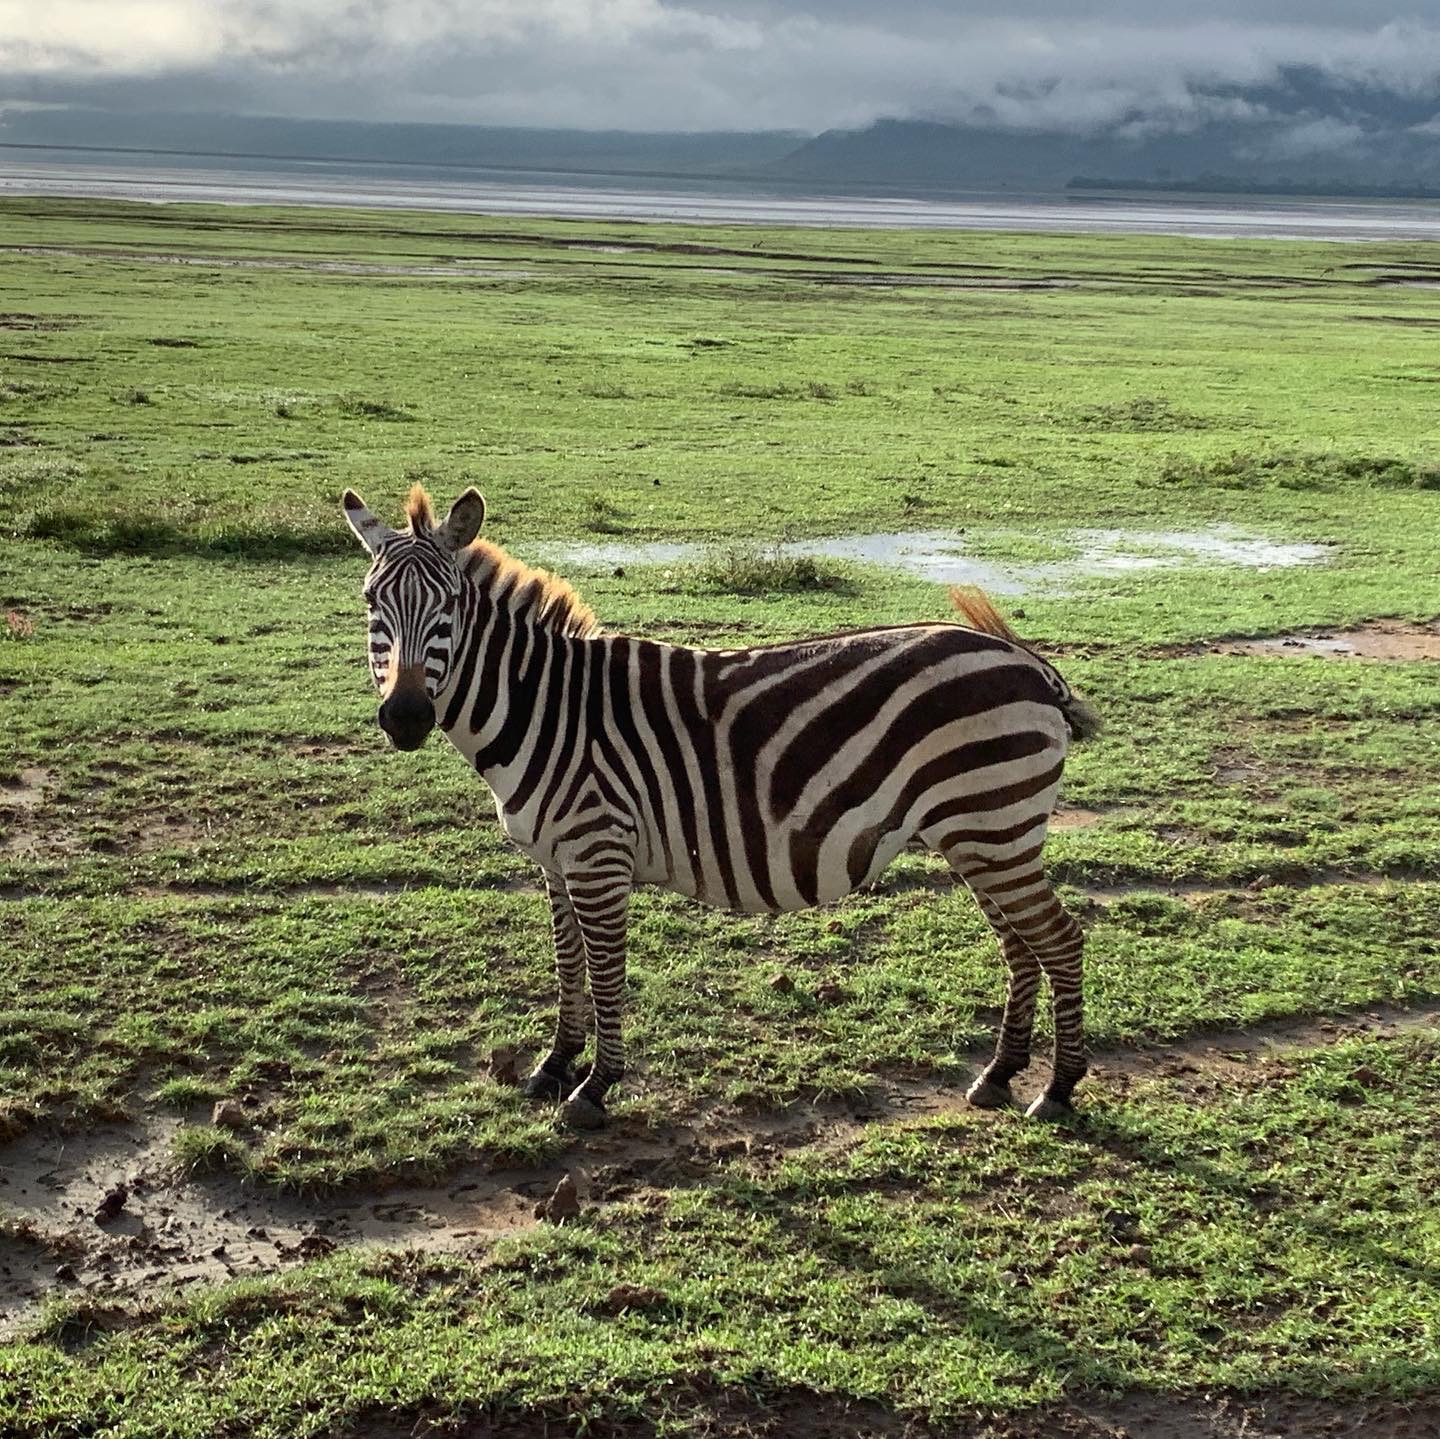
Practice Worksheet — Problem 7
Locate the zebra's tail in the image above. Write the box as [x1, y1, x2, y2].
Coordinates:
[947, 586, 1103, 743]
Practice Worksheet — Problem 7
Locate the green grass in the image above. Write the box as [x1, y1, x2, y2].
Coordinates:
[1, 196, 1439, 1432]
[4, 1035, 1437, 1435]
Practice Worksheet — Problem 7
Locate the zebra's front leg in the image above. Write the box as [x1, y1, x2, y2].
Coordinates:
[557, 859, 633, 1131]
[523, 871, 592, 1102]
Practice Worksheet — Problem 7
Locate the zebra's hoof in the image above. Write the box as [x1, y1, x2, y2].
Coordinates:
[1025, 1094, 1074, 1123]
[966, 1078, 1014, 1110]
[561, 1094, 607, 1131]
[523, 1068, 567, 1101]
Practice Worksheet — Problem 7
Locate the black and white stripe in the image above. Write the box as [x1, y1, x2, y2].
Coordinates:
[344, 487, 1100, 1128]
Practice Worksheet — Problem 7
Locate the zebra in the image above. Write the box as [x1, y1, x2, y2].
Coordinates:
[343, 485, 1102, 1130]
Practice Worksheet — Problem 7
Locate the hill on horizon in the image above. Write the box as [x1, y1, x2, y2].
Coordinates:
[7, 67, 1440, 200]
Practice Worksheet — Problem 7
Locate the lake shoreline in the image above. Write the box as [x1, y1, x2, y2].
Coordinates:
[7, 148, 1440, 240]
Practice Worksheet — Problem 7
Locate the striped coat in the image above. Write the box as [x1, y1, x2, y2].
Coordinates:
[344, 485, 1099, 1128]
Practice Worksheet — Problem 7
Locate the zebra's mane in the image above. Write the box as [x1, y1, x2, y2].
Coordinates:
[462, 540, 601, 639]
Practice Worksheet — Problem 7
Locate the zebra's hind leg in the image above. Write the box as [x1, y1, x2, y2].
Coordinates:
[556, 849, 634, 1131]
[950, 855, 1088, 1120]
[963, 891, 1042, 1111]
[523, 871, 592, 1102]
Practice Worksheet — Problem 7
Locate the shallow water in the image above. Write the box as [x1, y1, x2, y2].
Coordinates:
[7, 153, 1440, 240]
[536, 525, 1330, 595]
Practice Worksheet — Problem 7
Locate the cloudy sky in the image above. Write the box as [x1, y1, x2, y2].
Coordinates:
[3, 2, 1440, 135]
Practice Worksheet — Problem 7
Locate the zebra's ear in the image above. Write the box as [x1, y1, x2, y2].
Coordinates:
[341, 489, 396, 555]
[437, 488, 486, 553]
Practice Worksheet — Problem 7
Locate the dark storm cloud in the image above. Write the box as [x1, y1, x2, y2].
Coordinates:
[3, 2, 1440, 134]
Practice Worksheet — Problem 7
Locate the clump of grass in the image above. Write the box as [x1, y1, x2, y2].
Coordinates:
[694, 543, 853, 596]
[171, 1124, 250, 1177]
[1154, 450, 1440, 491]
[153, 1075, 224, 1108]
[148, 337, 199, 349]
[717, 380, 798, 400]
[20, 1295, 141, 1353]
[336, 394, 414, 422]
[584, 496, 627, 533]
[580, 383, 632, 400]
[1072, 395, 1208, 431]
[1, 378, 60, 404]
[717, 380, 842, 402]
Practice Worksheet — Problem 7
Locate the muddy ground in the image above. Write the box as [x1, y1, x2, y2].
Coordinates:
[6, 999, 1438, 1343]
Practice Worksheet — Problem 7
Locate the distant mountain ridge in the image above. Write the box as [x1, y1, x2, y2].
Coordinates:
[770, 67, 1440, 194]
[0, 108, 802, 179]
[7, 65, 1440, 199]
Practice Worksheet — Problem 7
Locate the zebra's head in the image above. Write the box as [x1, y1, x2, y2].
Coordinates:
[341, 484, 487, 751]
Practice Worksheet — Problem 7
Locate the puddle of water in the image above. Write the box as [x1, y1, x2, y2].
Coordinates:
[1072, 528, 1331, 572]
[537, 525, 1330, 596]
[1219, 625, 1440, 660]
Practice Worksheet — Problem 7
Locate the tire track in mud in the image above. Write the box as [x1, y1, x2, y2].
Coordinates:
[4, 996, 1437, 1337]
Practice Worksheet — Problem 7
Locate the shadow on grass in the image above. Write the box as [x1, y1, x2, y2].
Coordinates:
[1077, 1102, 1440, 1302]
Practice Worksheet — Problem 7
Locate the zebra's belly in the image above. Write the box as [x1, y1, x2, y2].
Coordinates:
[638, 823, 914, 915]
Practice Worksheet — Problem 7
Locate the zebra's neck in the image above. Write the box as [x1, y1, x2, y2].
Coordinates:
[436, 547, 598, 810]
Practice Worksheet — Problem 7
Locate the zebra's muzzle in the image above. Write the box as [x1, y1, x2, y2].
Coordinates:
[377, 687, 435, 751]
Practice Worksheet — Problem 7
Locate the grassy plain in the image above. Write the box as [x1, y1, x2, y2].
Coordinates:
[1, 196, 1438, 1436]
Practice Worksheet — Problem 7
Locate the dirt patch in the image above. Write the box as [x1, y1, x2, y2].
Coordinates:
[0, 766, 68, 858]
[329, 1391, 1440, 1439]
[793, 271, 1074, 290]
[2, 245, 524, 281]
[289, 738, 374, 761]
[1078, 870, 1412, 908]
[1056, 1394, 1440, 1439]
[1088, 998, 1440, 1094]
[0, 766, 49, 807]
[1214, 622, 1440, 660]
[0, 313, 76, 331]
[1352, 312, 1440, 326]
[1050, 806, 1106, 831]
[0, 1115, 538, 1338]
